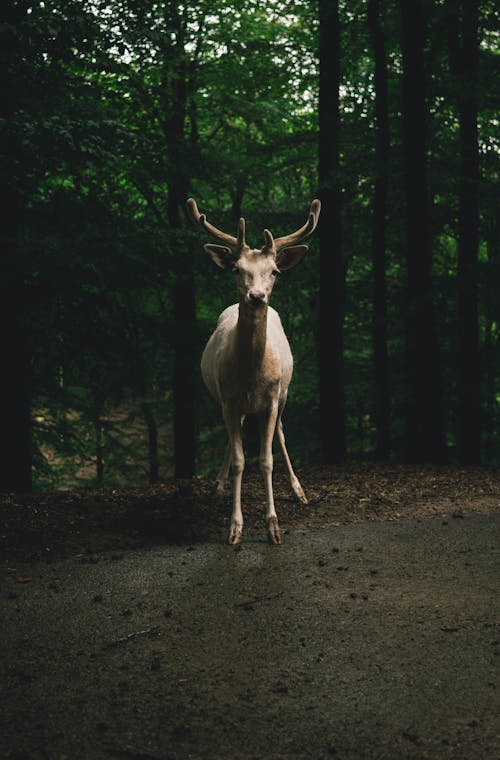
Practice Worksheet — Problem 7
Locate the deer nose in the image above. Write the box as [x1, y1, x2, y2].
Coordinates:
[249, 290, 267, 305]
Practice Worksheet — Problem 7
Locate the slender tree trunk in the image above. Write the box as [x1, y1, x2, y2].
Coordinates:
[231, 178, 246, 221]
[399, 0, 447, 463]
[141, 402, 159, 484]
[0, 227, 33, 493]
[93, 399, 104, 483]
[448, 0, 481, 463]
[171, 203, 197, 479]
[368, 0, 391, 459]
[0, 2, 32, 492]
[318, 0, 346, 463]
[483, 230, 498, 462]
[164, 46, 197, 480]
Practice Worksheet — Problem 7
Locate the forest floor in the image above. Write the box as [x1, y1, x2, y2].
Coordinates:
[1, 462, 499, 759]
[2, 461, 500, 562]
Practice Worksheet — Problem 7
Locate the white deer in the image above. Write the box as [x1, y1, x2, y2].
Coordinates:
[187, 197, 321, 545]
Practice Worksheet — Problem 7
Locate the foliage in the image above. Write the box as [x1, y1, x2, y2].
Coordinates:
[2, 0, 498, 489]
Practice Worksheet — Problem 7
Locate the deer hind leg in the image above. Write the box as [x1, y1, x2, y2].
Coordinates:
[222, 406, 245, 545]
[276, 417, 308, 504]
[258, 403, 282, 544]
[215, 415, 245, 495]
[215, 443, 231, 495]
[215, 415, 245, 496]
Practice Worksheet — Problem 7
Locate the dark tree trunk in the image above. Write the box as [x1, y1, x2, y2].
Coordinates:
[244, 415, 260, 466]
[448, 0, 481, 463]
[231, 178, 246, 221]
[483, 227, 498, 462]
[367, 0, 391, 459]
[92, 394, 104, 483]
[94, 422, 104, 483]
[318, 0, 346, 463]
[0, 3, 32, 492]
[169, 172, 197, 479]
[0, 238, 33, 493]
[399, 0, 447, 463]
[164, 38, 197, 480]
[168, 140, 196, 478]
[172, 247, 197, 479]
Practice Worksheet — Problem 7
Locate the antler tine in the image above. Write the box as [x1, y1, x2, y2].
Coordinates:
[187, 197, 239, 247]
[237, 218, 246, 247]
[268, 199, 321, 251]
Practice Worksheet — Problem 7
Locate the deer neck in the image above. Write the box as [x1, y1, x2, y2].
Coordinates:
[236, 301, 268, 374]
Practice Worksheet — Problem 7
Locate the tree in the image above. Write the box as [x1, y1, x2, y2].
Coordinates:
[399, 0, 447, 463]
[367, 0, 391, 459]
[103, 0, 320, 478]
[100, 0, 202, 478]
[318, 0, 346, 463]
[0, 4, 32, 491]
[447, 0, 481, 463]
[0, 0, 103, 491]
[3, 0, 498, 490]
[163, 7, 197, 479]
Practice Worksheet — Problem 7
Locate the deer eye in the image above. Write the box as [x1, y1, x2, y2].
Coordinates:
[271, 269, 279, 277]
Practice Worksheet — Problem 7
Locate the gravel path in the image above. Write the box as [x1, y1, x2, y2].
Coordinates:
[1, 513, 499, 760]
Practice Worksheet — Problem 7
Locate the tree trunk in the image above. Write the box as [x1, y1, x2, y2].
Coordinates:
[164, 36, 197, 480]
[448, 0, 481, 463]
[318, 0, 346, 463]
[0, 2, 32, 492]
[169, 171, 197, 479]
[399, 0, 447, 463]
[93, 400, 104, 483]
[231, 178, 246, 221]
[483, 226, 498, 462]
[141, 402, 159, 484]
[367, 0, 391, 459]
[172, 248, 197, 479]
[0, 250, 33, 493]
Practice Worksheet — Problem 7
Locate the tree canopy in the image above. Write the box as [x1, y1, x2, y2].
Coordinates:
[1, 0, 498, 491]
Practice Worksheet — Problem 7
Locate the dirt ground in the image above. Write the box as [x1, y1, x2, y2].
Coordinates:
[1, 462, 499, 759]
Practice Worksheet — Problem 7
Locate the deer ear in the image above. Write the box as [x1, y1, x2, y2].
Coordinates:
[204, 244, 237, 270]
[276, 245, 308, 271]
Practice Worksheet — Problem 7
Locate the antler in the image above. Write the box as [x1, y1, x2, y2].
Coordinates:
[265, 199, 321, 251]
[187, 198, 246, 248]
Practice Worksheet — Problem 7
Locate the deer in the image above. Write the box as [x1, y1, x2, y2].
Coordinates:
[187, 197, 321, 545]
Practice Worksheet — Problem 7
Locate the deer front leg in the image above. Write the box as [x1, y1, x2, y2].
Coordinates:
[259, 403, 282, 545]
[222, 405, 245, 545]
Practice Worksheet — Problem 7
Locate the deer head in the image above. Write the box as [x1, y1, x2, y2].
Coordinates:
[187, 198, 321, 307]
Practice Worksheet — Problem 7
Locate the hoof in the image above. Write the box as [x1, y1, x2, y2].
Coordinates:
[266, 516, 282, 545]
[227, 524, 243, 545]
[291, 478, 308, 504]
[297, 489, 309, 505]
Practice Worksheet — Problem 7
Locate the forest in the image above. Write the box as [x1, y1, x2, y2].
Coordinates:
[1, 0, 498, 493]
